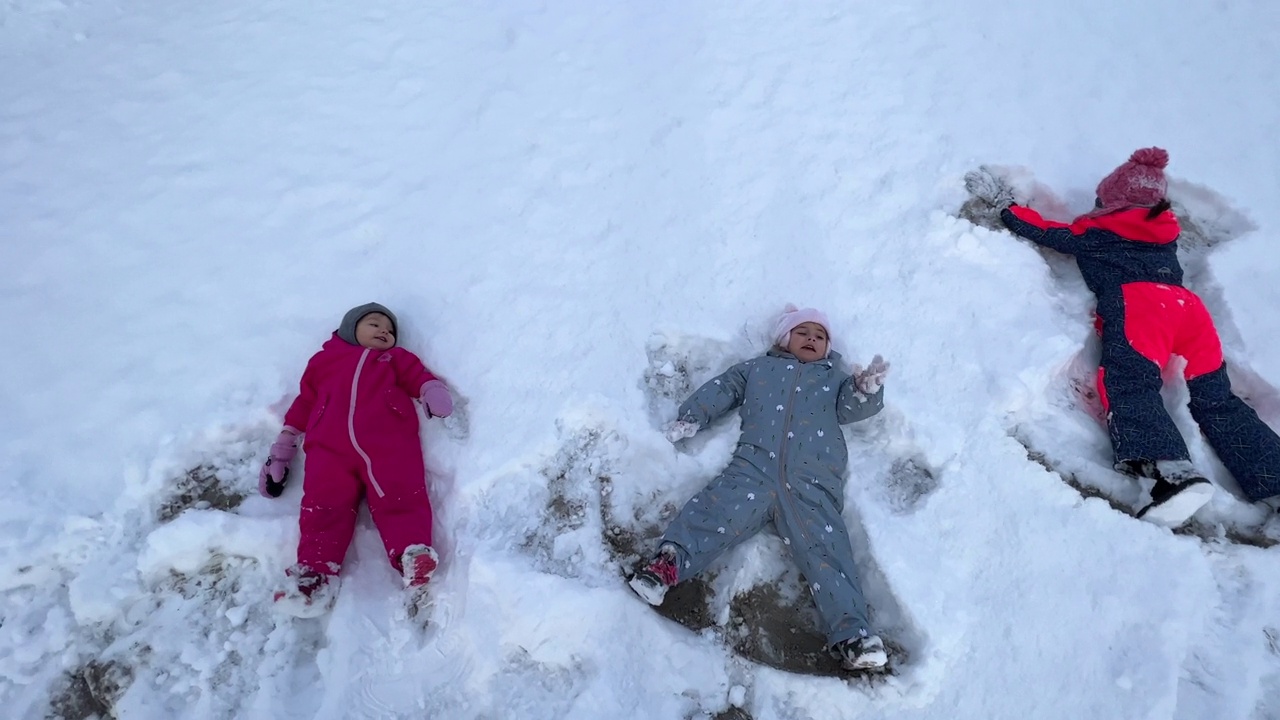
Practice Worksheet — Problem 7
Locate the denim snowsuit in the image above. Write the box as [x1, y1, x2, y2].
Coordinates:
[661, 348, 884, 646]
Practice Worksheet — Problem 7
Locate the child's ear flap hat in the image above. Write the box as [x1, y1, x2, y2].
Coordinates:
[337, 302, 398, 346]
[774, 303, 831, 357]
[1093, 147, 1169, 215]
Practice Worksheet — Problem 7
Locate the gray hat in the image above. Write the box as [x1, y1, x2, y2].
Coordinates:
[337, 302, 398, 346]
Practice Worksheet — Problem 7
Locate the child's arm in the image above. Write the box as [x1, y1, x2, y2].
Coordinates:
[674, 362, 750, 430]
[1000, 205, 1094, 255]
[282, 363, 319, 433]
[264, 363, 316, 498]
[837, 374, 885, 424]
[390, 349, 453, 418]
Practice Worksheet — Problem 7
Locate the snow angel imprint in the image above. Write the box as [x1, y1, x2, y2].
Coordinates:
[629, 305, 893, 671]
[258, 302, 455, 616]
[996, 148, 1280, 527]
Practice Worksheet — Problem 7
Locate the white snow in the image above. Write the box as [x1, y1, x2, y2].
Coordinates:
[4, 1, 1280, 718]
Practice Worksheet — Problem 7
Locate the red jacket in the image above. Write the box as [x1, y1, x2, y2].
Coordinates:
[1001, 205, 1183, 304]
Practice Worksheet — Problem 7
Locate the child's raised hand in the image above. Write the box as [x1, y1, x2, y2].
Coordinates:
[664, 420, 699, 443]
[964, 166, 1017, 210]
[852, 355, 890, 394]
[419, 380, 454, 419]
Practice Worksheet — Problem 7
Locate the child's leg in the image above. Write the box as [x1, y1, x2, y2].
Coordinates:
[363, 444, 434, 574]
[1098, 286, 1190, 465]
[660, 457, 775, 580]
[1167, 292, 1280, 501]
[772, 489, 871, 647]
[1187, 366, 1280, 502]
[297, 447, 364, 576]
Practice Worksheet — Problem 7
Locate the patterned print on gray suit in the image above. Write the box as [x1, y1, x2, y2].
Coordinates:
[661, 348, 884, 646]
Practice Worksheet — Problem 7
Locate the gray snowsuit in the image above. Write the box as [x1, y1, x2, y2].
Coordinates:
[660, 348, 884, 646]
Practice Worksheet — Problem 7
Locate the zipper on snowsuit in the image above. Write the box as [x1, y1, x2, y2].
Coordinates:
[347, 348, 386, 498]
[775, 363, 815, 549]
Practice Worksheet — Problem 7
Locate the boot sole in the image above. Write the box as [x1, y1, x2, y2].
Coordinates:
[841, 650, 888, 671]
[1136, 481, 1214, 528]
[627, 575, 668, 606]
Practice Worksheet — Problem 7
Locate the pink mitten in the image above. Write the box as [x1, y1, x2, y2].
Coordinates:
[419, 380, 454, 418]
[259, 429, 300, 498]
[853, 355, 890, 394]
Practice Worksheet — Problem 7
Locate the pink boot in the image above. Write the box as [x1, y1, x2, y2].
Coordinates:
[401, 545, 439, 587]
[627, 544, 679, 606]
[273, 564, 339, 618]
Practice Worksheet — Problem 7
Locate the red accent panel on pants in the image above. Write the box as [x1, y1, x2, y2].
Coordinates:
[1120, 283, 1224, 380]
[1097, 366, 1110, 413]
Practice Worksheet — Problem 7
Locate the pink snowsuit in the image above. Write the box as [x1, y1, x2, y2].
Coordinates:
[283, 333, 439, 577]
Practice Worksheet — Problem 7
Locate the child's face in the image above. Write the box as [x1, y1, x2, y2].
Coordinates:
[786, 322, 828, 362]
[354, 313, 396, 350]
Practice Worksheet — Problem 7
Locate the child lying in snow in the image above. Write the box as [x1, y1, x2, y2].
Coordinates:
[629, 305, 892, 671]
[258, 302, 454, 616]
[983, 148, 1280, 526]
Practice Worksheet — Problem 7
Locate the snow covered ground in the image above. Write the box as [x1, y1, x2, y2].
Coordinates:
[4, 1, 1280, 718]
